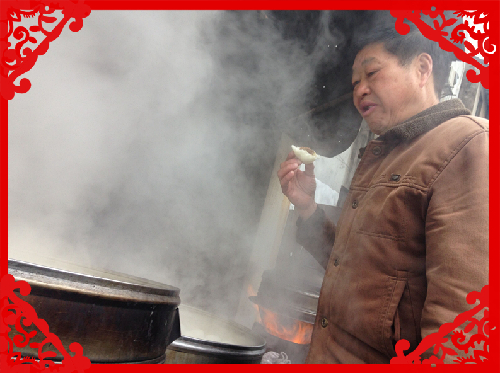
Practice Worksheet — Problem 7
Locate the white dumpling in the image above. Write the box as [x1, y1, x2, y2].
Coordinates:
[291, 145, 319, 164]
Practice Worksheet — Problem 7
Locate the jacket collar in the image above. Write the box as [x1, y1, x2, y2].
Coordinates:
[377, 98, 471, 144]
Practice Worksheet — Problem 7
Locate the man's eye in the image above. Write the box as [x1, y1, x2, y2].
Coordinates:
[352, 81, 359, 88]
[367, 70, 378, 77]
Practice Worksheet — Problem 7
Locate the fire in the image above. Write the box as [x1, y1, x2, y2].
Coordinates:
[259, 306, 313, 345]
[247, 284, 313, 345]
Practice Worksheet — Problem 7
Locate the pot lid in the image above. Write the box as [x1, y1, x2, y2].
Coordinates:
[8, 258, 180, 305]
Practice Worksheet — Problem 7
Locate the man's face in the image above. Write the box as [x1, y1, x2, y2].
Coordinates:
[351, 43, 422, 135]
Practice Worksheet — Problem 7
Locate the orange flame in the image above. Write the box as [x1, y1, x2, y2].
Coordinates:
[259, 306, 313, 345]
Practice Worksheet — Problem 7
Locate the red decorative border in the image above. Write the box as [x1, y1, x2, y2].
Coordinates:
[391, 9, 495, 89]
[0, 1, 497, 373]
[391, 285, 492, 364]
[0, 0, 91, 100]
[0, 274, 91, 372]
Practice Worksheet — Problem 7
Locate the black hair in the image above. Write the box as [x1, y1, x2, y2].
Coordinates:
[355, 25, 453, 97]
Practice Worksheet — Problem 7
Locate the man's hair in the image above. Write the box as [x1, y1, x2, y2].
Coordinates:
[355, 26, 453, 97]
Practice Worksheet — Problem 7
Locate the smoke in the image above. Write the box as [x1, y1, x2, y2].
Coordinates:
[8, 10, 337, 319]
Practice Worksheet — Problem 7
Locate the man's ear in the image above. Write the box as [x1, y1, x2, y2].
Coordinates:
[416, 53, 433, 88]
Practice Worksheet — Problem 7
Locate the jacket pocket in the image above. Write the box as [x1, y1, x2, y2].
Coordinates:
[380, 272, 408, 357]
[355, 185, 408, 241]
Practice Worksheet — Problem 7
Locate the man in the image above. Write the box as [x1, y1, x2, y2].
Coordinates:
[277, 26, 489, 363]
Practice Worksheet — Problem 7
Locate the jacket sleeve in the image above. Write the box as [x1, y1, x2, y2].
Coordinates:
[296, 207, 336, 269]
[422, 127, 489, 362]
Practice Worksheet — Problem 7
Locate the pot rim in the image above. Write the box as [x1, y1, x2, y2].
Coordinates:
[8, 258, 180, 305]
[168, 336, 266, 360]
[169, 305, 266, 358]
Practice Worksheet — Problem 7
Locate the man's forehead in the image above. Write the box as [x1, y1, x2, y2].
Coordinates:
[352, 43, 386, 71]
[352, 56, 378, 72]
[359, 57, 377, 67]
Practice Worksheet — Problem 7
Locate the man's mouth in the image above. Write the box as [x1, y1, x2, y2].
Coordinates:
[360, 103, 377, 116]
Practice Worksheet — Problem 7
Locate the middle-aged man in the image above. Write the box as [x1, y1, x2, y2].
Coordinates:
[277, 26, 489, 363]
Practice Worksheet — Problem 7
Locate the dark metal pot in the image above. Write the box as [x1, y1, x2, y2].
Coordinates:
[165, 305, 266, 364]
[7, 258, 181, 363]
[249, 268, 320, 324]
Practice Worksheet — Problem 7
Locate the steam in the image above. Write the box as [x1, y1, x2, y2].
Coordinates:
[8, 11, 359, 321]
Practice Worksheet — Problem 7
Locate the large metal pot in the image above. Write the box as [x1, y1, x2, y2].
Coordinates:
[7, 258, 181, 363]
[165, 305, 266, 364]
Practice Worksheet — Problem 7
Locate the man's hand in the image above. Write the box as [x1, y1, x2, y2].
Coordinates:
[277, 151, 317, 220]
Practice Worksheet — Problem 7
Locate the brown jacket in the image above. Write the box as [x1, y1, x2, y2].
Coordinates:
[297, 99, 489, 363]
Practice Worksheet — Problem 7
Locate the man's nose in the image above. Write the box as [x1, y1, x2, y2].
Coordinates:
[354, 79, 370, 98]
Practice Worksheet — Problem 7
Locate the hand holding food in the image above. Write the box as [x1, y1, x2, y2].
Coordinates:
[277, 147, 318, 219]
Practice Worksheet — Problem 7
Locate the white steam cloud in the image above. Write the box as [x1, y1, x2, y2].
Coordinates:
[8, 10, 349, 320]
